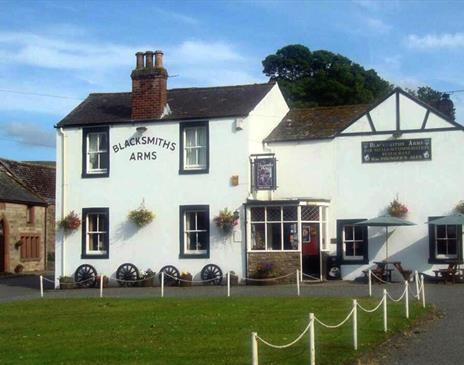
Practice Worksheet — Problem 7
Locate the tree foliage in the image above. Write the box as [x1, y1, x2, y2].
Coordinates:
[262, 44, 393, 108]
[406, 86, 455, 121]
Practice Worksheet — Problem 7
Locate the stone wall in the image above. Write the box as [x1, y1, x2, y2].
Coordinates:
[247, 252, 301, 283]
[0, 202, 47, 273]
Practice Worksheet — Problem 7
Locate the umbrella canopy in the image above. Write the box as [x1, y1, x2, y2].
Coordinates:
[355, 215, 416, 261]
[355, 215, 416, 227]
[427, 213, 464, 226]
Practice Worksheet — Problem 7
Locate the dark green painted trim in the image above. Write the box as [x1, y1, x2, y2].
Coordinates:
[81, 207, 109, 259]
[179, 121, 209, 175]
[366, 112, 376, 132]
[179, 204, 210, 259]
[421, 110, 430, 130]
[428, 216, 463, 264]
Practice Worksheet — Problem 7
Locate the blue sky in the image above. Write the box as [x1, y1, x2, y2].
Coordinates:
[1, 0, 464, 161]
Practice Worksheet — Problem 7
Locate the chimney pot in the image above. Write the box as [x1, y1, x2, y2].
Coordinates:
[145, 51, 154, 68]
[154, 50, 164, 68]
[135, 52, 144, 70]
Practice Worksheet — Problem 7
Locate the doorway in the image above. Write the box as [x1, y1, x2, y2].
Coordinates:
[0, 220, 5, 272]
[301, 223, 320, 278]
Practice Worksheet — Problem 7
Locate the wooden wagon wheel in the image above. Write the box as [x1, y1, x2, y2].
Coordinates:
[201, 264, 223, 285]
[74, 264, 97, 288]
[116, 263, 140, 287]
[158, 265, 180, 286]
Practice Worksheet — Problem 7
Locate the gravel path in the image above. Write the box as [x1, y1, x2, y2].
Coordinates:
[0, 275, 461, 364]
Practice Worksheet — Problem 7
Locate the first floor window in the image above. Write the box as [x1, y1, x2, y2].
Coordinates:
[180, 205, 210, 257]
[435, 224, 458, 259]
[83, 127, 109, 177]
[337, 219, 368, 264]
[249, 206, 298, 251]
[180, 122, 209, 173]
[82, 208, 109, 258]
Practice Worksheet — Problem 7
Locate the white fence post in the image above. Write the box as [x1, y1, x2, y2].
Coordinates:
[405, 281, 409, 319]
[296, 269, 300, 297]
[383, 289, 388, 332]
[252, 332, 259, 365]
[227, 271, 231, 298]
[161, 272, 165, 298]
[309, 313, 315, 365]
[421, 275, 426, 308]
[415, 270, 419, 298]
[100, 275, 104, 298]
[353, 299, 358, 350]
[40, 275, 44, 298]
[368, 269, 372, 297]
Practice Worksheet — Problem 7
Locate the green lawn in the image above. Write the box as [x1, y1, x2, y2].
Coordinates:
[0, 297, 429, 365]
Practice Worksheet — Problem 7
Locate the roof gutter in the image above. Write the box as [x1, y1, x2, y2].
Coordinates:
[57, 127, 66, 285]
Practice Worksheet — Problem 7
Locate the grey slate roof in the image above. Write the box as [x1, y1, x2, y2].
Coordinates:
[56, 82, 275, 127]
[0, 170, 46, 206]
[265, 104, 369, 142]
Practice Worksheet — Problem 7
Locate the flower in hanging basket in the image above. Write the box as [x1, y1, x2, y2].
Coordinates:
[455, 201, 464, 214]
[58, 211, 81, 232]
[128, 203, 155, 227]
[213, 208, 239, 234]
[387, 199, 408, 218]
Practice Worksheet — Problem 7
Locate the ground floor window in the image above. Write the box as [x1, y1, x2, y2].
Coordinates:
[249, 206, 298, 251]
[81, 208, 109, 259]
[179, 205, 210, 258]
[428, 218, 461, 262]
[20, 235, 40, 260]
[336, 219, 368, 264]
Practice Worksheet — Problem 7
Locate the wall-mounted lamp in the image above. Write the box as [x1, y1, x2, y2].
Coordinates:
[136, 126, 147, 133]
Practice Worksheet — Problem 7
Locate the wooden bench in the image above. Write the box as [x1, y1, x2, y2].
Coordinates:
[433, 264, 458, 284]
[392, 262, 413, 281]
[363, 265, 393, 283]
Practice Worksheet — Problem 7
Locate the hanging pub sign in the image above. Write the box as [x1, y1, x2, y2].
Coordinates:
[362, 138, 431, 163]
[254, 157, 277, 190]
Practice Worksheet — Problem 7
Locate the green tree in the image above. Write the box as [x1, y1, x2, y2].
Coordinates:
[262, 44, 393, 108]
[406, 86, 455, 121]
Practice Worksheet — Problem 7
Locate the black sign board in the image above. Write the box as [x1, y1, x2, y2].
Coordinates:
[362, 138, 432, 163]
[254, 158, 276, 190]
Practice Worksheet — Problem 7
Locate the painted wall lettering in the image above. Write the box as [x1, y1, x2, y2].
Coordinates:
[112, 136, 176, 153]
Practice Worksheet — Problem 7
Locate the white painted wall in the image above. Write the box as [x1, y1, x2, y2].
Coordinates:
[55, 84, 288, 282]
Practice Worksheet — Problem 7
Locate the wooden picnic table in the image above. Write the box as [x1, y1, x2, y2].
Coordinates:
[374, 261, 413, 281]
[433, 263, 463, 284]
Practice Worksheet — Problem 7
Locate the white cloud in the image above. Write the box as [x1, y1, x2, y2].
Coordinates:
[1, 122, 55, 148]
[365, 17, 391, 34]
[406, 33, 464, 50]
[153, 8, 199, 25]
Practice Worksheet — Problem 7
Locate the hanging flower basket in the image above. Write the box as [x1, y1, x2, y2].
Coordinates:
[128, 202, 155, 228]
[213, 208, 239, 234]
[58, 211, 81, 232]
[387, 199, 408, 218]
[455, 201, 464, 214]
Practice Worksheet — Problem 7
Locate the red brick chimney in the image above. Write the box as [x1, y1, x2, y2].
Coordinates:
[131, 50, 168, 120]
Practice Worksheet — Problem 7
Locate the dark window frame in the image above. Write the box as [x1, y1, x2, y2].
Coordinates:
[336, 219, 368, 265]
[428, 216, 463, 264]
[82, 126, 110, 178]
[179, 205, 210, 259]
[179, 121, 209, 175]
[81, 207, 109, 259]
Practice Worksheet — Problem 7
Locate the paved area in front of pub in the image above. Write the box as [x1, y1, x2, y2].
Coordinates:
[0, 275, 460, 365]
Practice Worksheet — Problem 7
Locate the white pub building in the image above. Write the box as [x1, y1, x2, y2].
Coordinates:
[55, 50, 464, 285]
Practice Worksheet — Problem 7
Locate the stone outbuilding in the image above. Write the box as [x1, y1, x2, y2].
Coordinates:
[0, 159, 55, 273]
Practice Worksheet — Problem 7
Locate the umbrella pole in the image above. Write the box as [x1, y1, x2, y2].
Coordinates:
[385, 226, 389, 261]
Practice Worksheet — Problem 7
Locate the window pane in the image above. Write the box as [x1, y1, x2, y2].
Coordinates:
[448, 239, 457, 255]
[99, 153, 108, 170]
[88, 214, 97, 232]
[251, 207, 265, 222]
[186, 232, 197, 251]
[197, 127, 207, 146]
[89, 234, 98, 251]
[283, 206, 297, 221]
[198, 146, 207, 167]
[196, 211, 208, 231]
[354, 241, 364, 256]
[344, 225, 353, 241]
[185, 212, 196, 231]
[98, 215, 106, 231]
[436, 225, 446, 238]
[185, 148, 196, 166]
[267, 223, 282, 250]
[185, 129, 195, 147]
[88, 134, 98, 152]
[89, 153, 98, 170]
[436, 240, 447, 255]
[345, 242, 354, 257]
[301, 206, 319, 221]
[99, 133, 107, 151]
[447, 225, 457, 239]
[197, 232, 208, 250]
[267, 207, 281, 221]
[283, 223, 298, 250]
[354, 226, 363, 241]
[251, 223, 265, 250]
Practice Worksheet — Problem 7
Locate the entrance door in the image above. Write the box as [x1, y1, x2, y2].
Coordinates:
[0, 221, 4, 272]
[302, 223, 320, 278]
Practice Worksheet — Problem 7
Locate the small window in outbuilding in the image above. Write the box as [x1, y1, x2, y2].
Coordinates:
[26, 206, 34, 224]
[20, 235, 40, 260]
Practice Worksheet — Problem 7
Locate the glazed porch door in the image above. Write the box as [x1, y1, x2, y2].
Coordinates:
[0, 221, 4, 272]
[301, 223, 320, 278]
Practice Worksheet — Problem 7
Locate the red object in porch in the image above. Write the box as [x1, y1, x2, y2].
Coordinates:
[302, 226, 318, 256]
